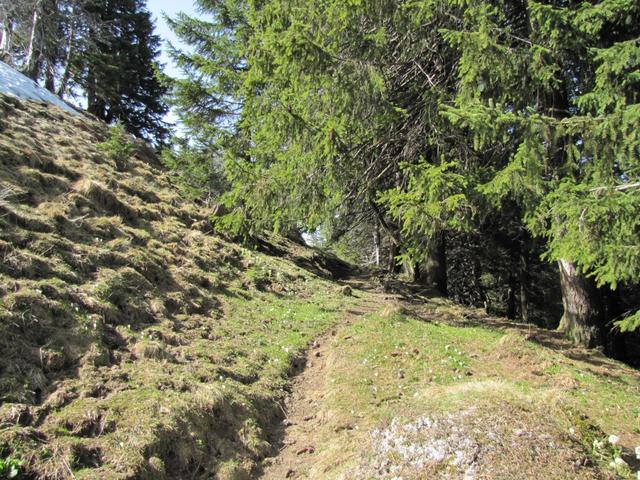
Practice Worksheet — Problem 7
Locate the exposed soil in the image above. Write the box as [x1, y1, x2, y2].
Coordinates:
[259, 285, 394, 479]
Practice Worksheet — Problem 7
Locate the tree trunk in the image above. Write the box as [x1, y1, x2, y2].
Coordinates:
[507, 271, 517, 320]
[0, 24, 6, 52]
[373, 222, 380, 267]
[519, 249, 530, 323]
[56, 16, 75, 96]
[86, 64, 101, 116]
[0, 17, 14, 60]
[601, 288, 628, 362]
[420, 233, 447, 295]
[557, 259, 605, 348]
[44, 59, 55, 92]
[24, 1, 42, 79]
[388, 240, 399, 273]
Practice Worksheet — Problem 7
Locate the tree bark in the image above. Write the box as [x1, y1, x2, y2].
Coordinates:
[413, 233, 447, 295]
[373, 221, 380, 267]
[557, 259, 605, 348]
[0, 17, 14, 60]
[24, 0, 42, 79]
[519, 249, 530, 323]
[56, 16, 75, 97]
[507, 271, 517, 320]
[601, 288, 627, 362]
[0, 23, 6, 52]
[420, 233, 447, 295]
[388, 240, 399, 273]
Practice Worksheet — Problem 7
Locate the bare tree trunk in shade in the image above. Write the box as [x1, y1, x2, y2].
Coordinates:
[519, 249, 530, 323]
[56, 16, 75, 97]
[24, 0, 42, 79]
[557, 259, 605, 348]
[373, 222, 380, 267]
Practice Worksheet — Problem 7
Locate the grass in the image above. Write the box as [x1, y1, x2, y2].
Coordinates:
[0, 94, 364, 479]
[301, 304, 640, 479]
[14, 270, 362, 479]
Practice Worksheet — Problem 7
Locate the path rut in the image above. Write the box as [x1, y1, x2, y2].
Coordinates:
[259, 288, 392, 479]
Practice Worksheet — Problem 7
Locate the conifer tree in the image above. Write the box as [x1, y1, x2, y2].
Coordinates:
[0, 0, 170, 145]
[169, 0, 640, 346]
[78, 0, 169, 144]
[440, 0, 640, 345]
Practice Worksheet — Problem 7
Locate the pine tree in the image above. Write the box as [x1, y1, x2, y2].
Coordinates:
[440, 0, 640, 344]
[78, 0, 169, 144]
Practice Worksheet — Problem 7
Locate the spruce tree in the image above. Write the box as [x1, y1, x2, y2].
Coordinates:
[79, 0, 169, 145]
[0, 0, 170, 145]
[440, 0, 640, 344]
[169, 0, 640, 345]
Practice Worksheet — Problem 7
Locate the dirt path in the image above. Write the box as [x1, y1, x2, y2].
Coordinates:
[259, 288, 391, 479]
[256, 278, 636, 480]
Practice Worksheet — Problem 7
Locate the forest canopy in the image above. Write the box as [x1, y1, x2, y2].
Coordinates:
[167, 0, 640, 356]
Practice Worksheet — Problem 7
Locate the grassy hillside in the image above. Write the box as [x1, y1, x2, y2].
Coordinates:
[0, 95, 360, 479]
[0, 95, 638, 480]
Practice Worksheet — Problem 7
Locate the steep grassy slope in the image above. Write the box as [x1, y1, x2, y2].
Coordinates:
[0, 95, 360, 479]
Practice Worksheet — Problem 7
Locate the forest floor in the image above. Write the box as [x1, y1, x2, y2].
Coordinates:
[258, 277, 640, 480]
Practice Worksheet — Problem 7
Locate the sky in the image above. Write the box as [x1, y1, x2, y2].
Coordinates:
[146, 0, 198, 79]
[146, 0, 199, 129]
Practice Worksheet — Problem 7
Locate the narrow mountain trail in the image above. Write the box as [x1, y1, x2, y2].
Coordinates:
[259, 283, 397, 479]
[257, 278, 640, 480]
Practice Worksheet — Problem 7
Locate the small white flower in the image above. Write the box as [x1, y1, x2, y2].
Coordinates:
[608, 434, 620, 445]
[593, 439, 604, 449]
[569, 427, 575, 435]
[635, 446, 640, 460]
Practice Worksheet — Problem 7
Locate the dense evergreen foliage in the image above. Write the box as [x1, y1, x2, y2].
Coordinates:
[168, 0, 639, 356]
[0, 0, 169, 144]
